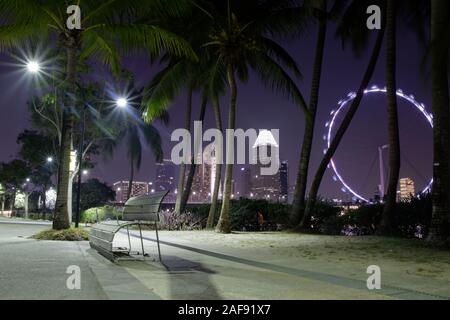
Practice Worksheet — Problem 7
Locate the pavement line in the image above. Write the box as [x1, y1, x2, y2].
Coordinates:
[0, 220, 52, 226]
[127, 232, 448, 300]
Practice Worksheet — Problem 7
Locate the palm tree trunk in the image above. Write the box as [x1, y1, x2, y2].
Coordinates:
[180, 97, 208, 213]
[174, 86, 193, 213]
[10, 190, 16, 213]
[41, 188, 47, 220]
[53, 40, 78, 230]
[216, 64, 237, 234]
[291, 0, 327, 226]
[301, 25, 386, 229]
[127, 162, 135, 201]
[207, 96, 223, 229]
[380, 0, 400, 235]
[428, 0, 450, 242]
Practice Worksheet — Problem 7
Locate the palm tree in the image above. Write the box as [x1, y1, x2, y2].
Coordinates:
[206, 96, 224, 229]
[0, 0, 195, 229]
[291, 0, 329, 225]
[301, 0, 386, 229]
[428, 0, 450, 243]
[179, 96, 208, 213]
[143, 7, 230, 217]
[379, 0, 400, 235]
[124, 122, 163, 201]
[199, 0, 308, 233]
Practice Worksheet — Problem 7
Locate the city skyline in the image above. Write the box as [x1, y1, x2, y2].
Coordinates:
[0, 15, 433, 202]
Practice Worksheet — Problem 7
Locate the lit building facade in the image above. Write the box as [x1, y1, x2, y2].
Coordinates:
[113, 181, 149, 203]
[399, 178, 415, 202]
[251, 130, 281, 202]
[279, 161, 289, 203]
[155, 159, 176, 202]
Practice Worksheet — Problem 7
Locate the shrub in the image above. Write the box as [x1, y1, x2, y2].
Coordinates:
[174, 199, 291, 231]
[229, 199, 290, 231]
[32, 228, 89, 241]
[307, 198, 342, 235]
[80, 206, 118, 223]
[309, 194, 432, 238]
[159, 211, 205, 230]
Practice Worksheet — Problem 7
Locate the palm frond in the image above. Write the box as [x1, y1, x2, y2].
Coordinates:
[143, 60, 189, 122]
[249, 51, 308, 115]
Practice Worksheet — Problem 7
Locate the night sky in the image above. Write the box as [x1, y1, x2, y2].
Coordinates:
[0, 22, 432, 201]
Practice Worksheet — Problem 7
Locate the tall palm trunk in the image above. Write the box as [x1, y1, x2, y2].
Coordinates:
[216, 64, 237, 233]
[301, 25, 386, 229]
[428, 0, 450, 242]
[127, 162, 135, 201]
[53, 36, 78, 230]
[41, 187, 47, 219]
[174, 86, 193, 214]
[207, 96, 223, 229]
[380, 0, 400, 235]
[180, 97, 208, 213]
[10, 190, 16, 212]
[291, 0, 327, 226]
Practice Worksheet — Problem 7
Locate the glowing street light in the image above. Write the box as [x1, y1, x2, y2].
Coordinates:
[82, 170, 88, 176]
[116, 97, 128, 108]
[26, 61, 41, 74]
[47, 157, 53, 163]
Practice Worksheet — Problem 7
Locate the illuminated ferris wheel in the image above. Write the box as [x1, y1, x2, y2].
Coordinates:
[324, 85, 433, 203]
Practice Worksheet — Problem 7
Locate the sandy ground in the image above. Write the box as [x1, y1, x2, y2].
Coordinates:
[117, 230, 450, 299]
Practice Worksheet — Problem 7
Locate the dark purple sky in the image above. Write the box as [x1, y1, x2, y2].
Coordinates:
[0, 23, 433, 201]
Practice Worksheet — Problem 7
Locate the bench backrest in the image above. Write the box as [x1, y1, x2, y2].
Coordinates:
[122, 190, 168, 222]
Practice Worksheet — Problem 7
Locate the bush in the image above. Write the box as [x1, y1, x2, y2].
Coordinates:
[173, 199, 291, 231]
[229, 199, 290, 231]
[307, 194, 432, 238]
[32, 228, 89, 241]
[308, 198, 342, 235]
[159, 211, 205, 230]
[80, 206, 118, 223]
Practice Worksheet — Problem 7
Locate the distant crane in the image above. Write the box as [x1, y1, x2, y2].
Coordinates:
[378, 145, 389, 199]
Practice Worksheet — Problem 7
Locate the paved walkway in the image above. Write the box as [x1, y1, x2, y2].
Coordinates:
[0, 219, 448, 300]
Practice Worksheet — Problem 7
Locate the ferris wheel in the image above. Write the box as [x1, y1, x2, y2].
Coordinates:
[324, 85, 433, 203]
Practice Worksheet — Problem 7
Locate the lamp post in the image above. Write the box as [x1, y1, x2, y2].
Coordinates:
[0, 183, 5, 216]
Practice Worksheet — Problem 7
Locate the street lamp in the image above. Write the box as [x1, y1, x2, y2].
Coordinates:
[26, 60, 41, 74]
[116, 97, 128, 108]
[47, 157, 53, 163]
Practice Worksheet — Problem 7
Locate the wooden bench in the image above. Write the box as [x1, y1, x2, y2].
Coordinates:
[89, 190, 168, 262]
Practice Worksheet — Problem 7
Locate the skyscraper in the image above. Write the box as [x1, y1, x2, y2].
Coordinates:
[238, 167, 252, 198]
[251, 130, 281, 201]
[399, 178, 415, 202]
[155, 159, 176, 202]
[113, 181, 149, 203]
[279, 161, 289, 203]
[189, 143, 217, 203]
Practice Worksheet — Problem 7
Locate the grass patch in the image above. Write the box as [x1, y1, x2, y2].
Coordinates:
[32, 228, 89, 241]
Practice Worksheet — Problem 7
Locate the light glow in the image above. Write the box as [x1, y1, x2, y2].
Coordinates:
[26, 61, 41, 74]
